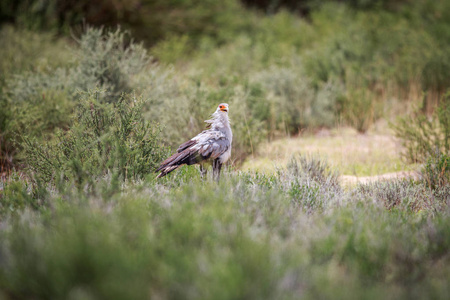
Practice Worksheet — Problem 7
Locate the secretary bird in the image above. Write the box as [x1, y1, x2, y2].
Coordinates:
[156, 103, 232, 181]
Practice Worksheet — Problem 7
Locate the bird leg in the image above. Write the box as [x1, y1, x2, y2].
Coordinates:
[199, 164, 207, 180]
[212, 158, 222, 182]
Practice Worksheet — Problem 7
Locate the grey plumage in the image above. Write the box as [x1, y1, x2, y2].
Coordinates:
[156, 103, 232, 180]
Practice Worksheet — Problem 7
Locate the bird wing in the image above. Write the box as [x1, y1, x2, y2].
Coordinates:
[193, 130, 231, 159]
[177, 139, 197, 153]
[156, 129, 230, 175]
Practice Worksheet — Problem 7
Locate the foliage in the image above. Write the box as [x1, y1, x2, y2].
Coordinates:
[0, 0, 248, 47]
[302, 3, 440, 90]
[176, 0, 450, 136]
[2, 27, 269, 167]
[279, 155, 342, 212]
[393, 92, 450, 163]
[0, 26, 72, 171]
[0, 157, 449, 299]
[1, 2, 450, 298]
[1, 27, 152, 170]
[7, 27, 149, 103]
[340, 84, 379, 133]
[250, 65, 341, 134]
[0, 26, 71, 87]
[0, 173, 49, 215]
[21, 91, 167, 188]
[3, 0, 450, 168]
[242, 0, 410, 13]
[356, 180, 433, 212]
[422, 152, 450, 191]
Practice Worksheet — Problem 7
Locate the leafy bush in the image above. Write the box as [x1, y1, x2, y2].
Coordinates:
[248, 64, 342, 135]
[7, 27, 149, 103]
[3, 0, 450, 169]
[277, 155, 342, 212]
[0, 26, 71, 87]
[251, 65, 314, 134]
[0, 26, 72, 171]
[393, 92, 450, 163]
[2, 27, 153, 170]
[0, 172, 50, 215]
[356, 180, 435, 212]
[21, 91, 167, 187]
[303, 4, 437, 90]
[0, 166, 449, 299]
[9, 89, 74, 139]
[422, 152, 450, 191]
[3, 27, 267, 166]
[340, 83, 379, 133]
[174, 1, 448, 135]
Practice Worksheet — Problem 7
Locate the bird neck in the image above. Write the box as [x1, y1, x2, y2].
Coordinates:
[218, 112, 230, 126]
[208, 112, 230, 127]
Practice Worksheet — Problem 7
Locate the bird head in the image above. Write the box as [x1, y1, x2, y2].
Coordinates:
[217, 103, 229, 113]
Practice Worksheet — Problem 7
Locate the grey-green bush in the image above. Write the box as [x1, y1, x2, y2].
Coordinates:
[279, 155, 343, 212]
[393, 92, 450, 163]
[356, 180, 434, 212]
[0, 26, 72, 170]
[7, 27, 149, 103]
[2, 27, 152, 170]
[422, 152, 450, 192]
[0, 163, 449, 299]
[21, 91, 167, 188]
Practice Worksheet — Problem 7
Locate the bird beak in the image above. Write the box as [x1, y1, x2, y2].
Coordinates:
[220, 107, 228, 112]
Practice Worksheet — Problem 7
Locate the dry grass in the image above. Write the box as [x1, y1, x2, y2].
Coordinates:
[242, 122, 418, 177]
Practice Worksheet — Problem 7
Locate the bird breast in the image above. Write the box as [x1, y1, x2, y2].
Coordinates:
[219, 147, 232, 164]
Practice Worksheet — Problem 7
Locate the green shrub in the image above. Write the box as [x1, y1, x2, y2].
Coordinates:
[9, 89, 74, 138]
[303, 4, 436, 90]
[251, 65, 314, 134]
[0, 176, 48, 215]
[340, 83, 379, 133]
[71, 27, 150, 100]
[7, 27, 149, 103]
[356, 173, 448, 213]
[227, 89, 268, 161]
[0, 168, 449, 299]
[0, 26, 71, 87]
[2, 27, 152, 170]
[422, 152, 450, 191]
[311, 79, 344, 128]
[249, 65, 342, 135]
[150, 35, 192, 64]
[21, 91, 168, 188]
[356, 180, 434, 212]
[176, 2, 447, 135]
[422, 48, 450, 92]
[278, 155, 342, 212]
[0, 26, 72, 171]
[393, 92, 450, 163]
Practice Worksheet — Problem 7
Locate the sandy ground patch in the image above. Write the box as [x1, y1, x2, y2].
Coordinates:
[341, 170, 421, 185]
[242, 126, 418, 177]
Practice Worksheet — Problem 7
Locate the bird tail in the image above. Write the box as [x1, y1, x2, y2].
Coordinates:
[156, 150, 199, 178]
[156, 165, 180, 178]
